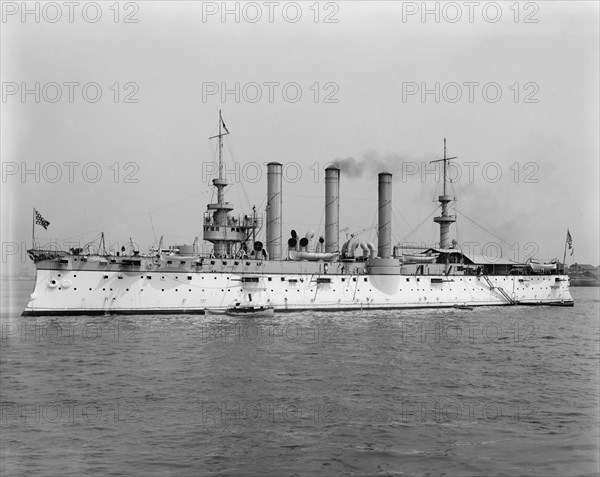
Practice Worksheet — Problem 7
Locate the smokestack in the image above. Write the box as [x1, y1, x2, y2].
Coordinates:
[378, 172, 392, 259]
[325, 167, 340, 252]
[266, 162, 282, 260]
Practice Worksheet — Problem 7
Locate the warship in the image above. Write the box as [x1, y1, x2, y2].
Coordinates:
[22, 113, 574, 315]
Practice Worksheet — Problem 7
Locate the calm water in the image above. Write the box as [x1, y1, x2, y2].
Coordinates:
[1, 279, 598, 477]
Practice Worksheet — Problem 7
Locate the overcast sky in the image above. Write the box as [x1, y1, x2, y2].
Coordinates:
[1, 1, 599, 275]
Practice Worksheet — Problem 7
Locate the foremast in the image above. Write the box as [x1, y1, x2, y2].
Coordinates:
[432, 138, 457, 249]
[203, 111, 258, 258]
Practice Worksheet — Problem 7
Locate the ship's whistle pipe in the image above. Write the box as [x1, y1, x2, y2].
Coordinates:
[266, 162, 283, 260]
[378, 172, 392, 259]
[325, 167, 340, 253]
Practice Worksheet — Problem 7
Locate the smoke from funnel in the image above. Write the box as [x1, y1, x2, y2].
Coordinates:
[332, 151, 415, 179]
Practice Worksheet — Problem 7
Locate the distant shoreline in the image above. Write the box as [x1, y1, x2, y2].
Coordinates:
[570, 280, 600, 287]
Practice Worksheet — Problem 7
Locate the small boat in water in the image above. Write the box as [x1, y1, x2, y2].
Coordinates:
[454, 304, 474, 311]
[206, 305, 274, 317]
[226, 305, 274, 317]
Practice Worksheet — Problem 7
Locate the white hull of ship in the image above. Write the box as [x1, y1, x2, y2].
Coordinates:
[22, 267, 574, 315]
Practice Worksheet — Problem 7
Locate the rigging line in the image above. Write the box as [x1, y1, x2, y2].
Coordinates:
[396, 208, 422, 245]
[57, 189, 211, 243]
[149, 212, 158, 247]
[392, 206, 421, 242]
[254, 193, 268, 241]
[454, 180, 497, 235]
[223, 134, 260, 215]
[390, 208, 402, 244]
[454, 208, 532, 257]
[224, 137, 253, 210]
[454, 206, 462, 251]
[418, 174, 425, 228]
[282, 222, 329, 228]
[398, 208, 438, 244]
[454, 208, 510, 244]
[256, 193, 267, 211]
[369, 209, 377, 244]
[315, 204, 326, 242]
[45, 233, 102, 252]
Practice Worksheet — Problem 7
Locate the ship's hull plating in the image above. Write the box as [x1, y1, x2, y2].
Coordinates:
[22, 266, 574, 316]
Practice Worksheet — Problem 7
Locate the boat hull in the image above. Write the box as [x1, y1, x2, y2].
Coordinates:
[22, 263, 574, 316]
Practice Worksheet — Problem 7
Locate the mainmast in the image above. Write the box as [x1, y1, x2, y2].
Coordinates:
[431, 138, 457, 249]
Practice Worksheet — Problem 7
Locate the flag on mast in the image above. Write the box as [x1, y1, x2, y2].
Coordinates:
[221, 117, 229, 134]
[34, 209, 50, 230]
[566, 229, 574, 256]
